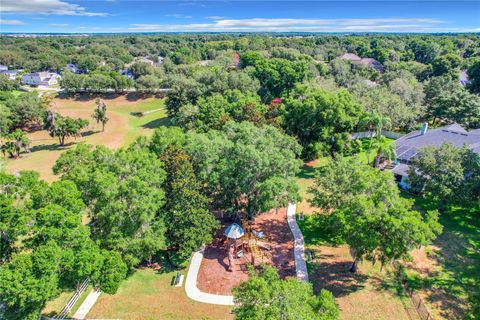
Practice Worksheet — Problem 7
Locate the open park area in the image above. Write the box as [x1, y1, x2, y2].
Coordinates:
[4, 93, 168, 181]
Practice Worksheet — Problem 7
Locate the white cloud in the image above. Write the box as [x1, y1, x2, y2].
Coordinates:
[165, 14, 192, 19]
[49, 23, 69, 26]
[206, 16, 228, 20]
[128, 17, 453, 33]
[1, 0, 107, 16]
[0, 19, 25, 25]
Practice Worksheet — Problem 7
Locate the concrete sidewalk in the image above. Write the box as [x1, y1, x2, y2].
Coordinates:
[287, 202, 309, 282]
[184, 246, 235, 306]
[72, 289, 101, 320]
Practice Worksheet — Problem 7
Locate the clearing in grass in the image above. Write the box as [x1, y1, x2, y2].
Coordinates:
[86, 268, 233, 320]
[4, 93, 169, 181]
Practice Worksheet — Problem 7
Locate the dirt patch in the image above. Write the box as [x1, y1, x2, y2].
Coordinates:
[197, 208, 296, 295]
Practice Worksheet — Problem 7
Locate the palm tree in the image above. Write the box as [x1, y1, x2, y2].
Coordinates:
[372, 136, 396, 168]
[360, 112, 391, 164]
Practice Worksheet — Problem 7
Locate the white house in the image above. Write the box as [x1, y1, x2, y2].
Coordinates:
[0, 65, 8, 71]
[0, 69, 22, 80]
[22, 71, 60, 86]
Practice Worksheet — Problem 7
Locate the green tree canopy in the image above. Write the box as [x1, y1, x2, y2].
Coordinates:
[310, 158, 442, 271]
[233, 265, 339, 320]
[409, 142, 480, 207]
[186, 121, 302, 217]
[282, 85, 362, 159]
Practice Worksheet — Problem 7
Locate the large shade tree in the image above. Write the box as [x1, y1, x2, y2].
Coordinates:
[186, 121, 302, 218]
[53, 143, 167, 269]
[161, 145, 219, 258]
[282, 85, 362, 160]
[309, 158, 442, 272]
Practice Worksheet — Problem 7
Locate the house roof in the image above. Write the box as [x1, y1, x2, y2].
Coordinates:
[391, 163, 410, 177]
[339, 53, 361, 61]
[395, 123, 480, 162]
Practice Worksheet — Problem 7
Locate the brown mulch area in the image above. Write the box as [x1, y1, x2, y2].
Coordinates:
[197, 208, 296, 295]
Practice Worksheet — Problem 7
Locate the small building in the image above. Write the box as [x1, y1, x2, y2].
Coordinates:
[21, 71, 60, 86]
[156, 56, 165, 66]
[392, 123, 480, 189]
[0, 69, 22, 80]
[0, 65, 8, 71]
[459, 69, 470, 87]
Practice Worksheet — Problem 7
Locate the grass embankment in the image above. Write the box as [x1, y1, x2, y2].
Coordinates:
[4, 94, 169, 182]
[403, 195, 480, 320]
[87, 268, 233, 320]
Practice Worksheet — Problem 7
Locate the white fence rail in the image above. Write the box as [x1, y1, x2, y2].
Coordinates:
[54, 277, 90, 319]
[350, 130, 404, 140]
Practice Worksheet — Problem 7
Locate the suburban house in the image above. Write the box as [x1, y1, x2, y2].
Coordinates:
[21, 71, 60, 86]
[0, 65, 8, 71]
[339, 53, 385, 73]
[392, 123, 480, 189]
[0, 69, 22, 80]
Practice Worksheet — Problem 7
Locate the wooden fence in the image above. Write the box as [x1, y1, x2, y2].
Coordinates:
[404, 284, 434, 320]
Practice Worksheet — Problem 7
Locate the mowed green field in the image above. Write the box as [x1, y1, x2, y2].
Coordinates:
[4, 94, 169, 181]
[87, 269, 233, 320]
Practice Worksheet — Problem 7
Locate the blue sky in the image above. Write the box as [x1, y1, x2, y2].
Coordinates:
[1, 1, 479, 33]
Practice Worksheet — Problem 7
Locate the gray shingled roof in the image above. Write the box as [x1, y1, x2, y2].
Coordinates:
[395, 123, 480, 163]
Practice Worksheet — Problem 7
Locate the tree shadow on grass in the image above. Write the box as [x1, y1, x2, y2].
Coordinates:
[141, 117, 171, 129]
[30, 141, 76, 152]
[296, 163, 316, 180]
[297, 213, 344, 246]
[311, 260, 368, 298]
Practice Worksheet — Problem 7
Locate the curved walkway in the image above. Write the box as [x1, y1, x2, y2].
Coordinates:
[184, 246, 235, 306]
[185, 203, 309, 305]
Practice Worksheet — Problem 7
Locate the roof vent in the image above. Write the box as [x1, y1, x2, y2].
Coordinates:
[420, 122, 428, 135]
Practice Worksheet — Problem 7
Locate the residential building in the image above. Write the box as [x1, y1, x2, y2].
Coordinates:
[392, 123, 480, 189]
[0, 69, 22, 80]
[21, 71, 60, 86]
[0, 65, 8, 71]
[339, 53, 385, 73]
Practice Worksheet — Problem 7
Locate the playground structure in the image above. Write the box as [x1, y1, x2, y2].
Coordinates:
[223, 218, 271, 272]
[197, 208, 295, 295]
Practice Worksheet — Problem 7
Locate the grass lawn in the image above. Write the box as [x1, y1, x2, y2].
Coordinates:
[4, 94, 169, 182]
[401, 194, 480, 320]
[87, 268, 233, 320]
[295, 145, 419, 320]
[42, 285, 92, 318]
[297, 214, 418, 320]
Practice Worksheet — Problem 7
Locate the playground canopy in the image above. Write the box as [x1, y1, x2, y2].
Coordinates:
[224, 223, 245, 239]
